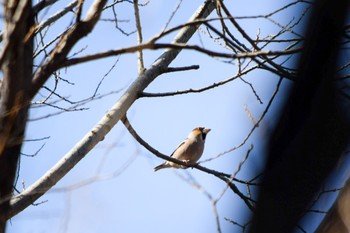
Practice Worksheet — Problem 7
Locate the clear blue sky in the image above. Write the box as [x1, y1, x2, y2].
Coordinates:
[6, 1, 342, 233]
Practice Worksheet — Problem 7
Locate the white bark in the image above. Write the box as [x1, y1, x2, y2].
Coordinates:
[7, 0, 216, 219]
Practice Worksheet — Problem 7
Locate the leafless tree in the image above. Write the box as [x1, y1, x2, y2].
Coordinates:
[0, 0, 349, 233]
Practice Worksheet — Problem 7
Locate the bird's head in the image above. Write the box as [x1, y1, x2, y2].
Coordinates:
[189, 127, 211, 140]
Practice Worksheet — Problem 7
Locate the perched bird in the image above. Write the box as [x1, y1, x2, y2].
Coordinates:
[154, 127, 211, 171]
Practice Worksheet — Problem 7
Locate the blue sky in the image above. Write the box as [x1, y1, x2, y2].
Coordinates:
[5, 1, 342, 233]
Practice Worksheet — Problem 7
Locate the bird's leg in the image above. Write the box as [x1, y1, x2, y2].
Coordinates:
[182, 160, 199, 169]
[182, 159, 191, 164]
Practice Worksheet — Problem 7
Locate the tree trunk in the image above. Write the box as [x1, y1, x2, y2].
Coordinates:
[0, 0, 33, 232]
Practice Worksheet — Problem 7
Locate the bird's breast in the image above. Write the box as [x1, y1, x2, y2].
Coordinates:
[173, 139, 205, 163]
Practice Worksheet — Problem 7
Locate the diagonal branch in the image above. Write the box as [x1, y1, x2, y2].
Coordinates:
[30, 0, 108, 99]
[34, 0, 79, 35]
[121, 116, 255, 211]
[6, 0, 217, 220]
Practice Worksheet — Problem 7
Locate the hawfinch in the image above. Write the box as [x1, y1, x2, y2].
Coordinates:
[154, 127, 211, 171]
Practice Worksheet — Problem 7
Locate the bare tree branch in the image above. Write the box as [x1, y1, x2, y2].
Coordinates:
[61, 42, 301, 69]
[121, 116, 255, 211]
[34, 0, 78, 34]
[140, 64, 259, 97]
[163, 65, 200, 73]
[133, 0, 145, 74]
[202, 77, 283, 163]
[6, 0, 217, 220]
[30, 0, 108, 99]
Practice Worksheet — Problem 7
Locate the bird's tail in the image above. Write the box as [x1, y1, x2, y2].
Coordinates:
[154, 163, 171, 172]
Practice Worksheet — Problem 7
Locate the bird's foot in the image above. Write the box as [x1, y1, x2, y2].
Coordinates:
[183, 160, 190, 164]
[182, 160, 198, 169]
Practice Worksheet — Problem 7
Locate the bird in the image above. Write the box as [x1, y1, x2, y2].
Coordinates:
[154, 127, 211, 171]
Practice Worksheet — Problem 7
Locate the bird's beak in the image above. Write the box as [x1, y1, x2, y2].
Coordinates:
[203, 128, 211, 134]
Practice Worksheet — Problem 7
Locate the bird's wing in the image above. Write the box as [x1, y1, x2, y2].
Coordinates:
[170, 139, 187, 157]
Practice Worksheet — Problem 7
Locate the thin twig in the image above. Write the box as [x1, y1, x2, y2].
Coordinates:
[162, 0, 183, 31]
[61, 42, 301, 69]
[163, 65, 200, 73]
[35, 0, 78, 34]
[121, 116, 255, 211]
[133, 0, 145, 74]
[176, 172, 221, 233]
[214, 145, 254, 205]
[202, 76, 283, 162]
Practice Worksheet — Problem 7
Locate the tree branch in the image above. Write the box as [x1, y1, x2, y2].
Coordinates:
[61, 42, 301, 69]
[140, 64, 259, 98]
[121, 116, 255, 211]
[30, 0, 108, 99]
[133, 0, 145, 74]
[34, 0, 78, 34]
[6, 0, 217, 220]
